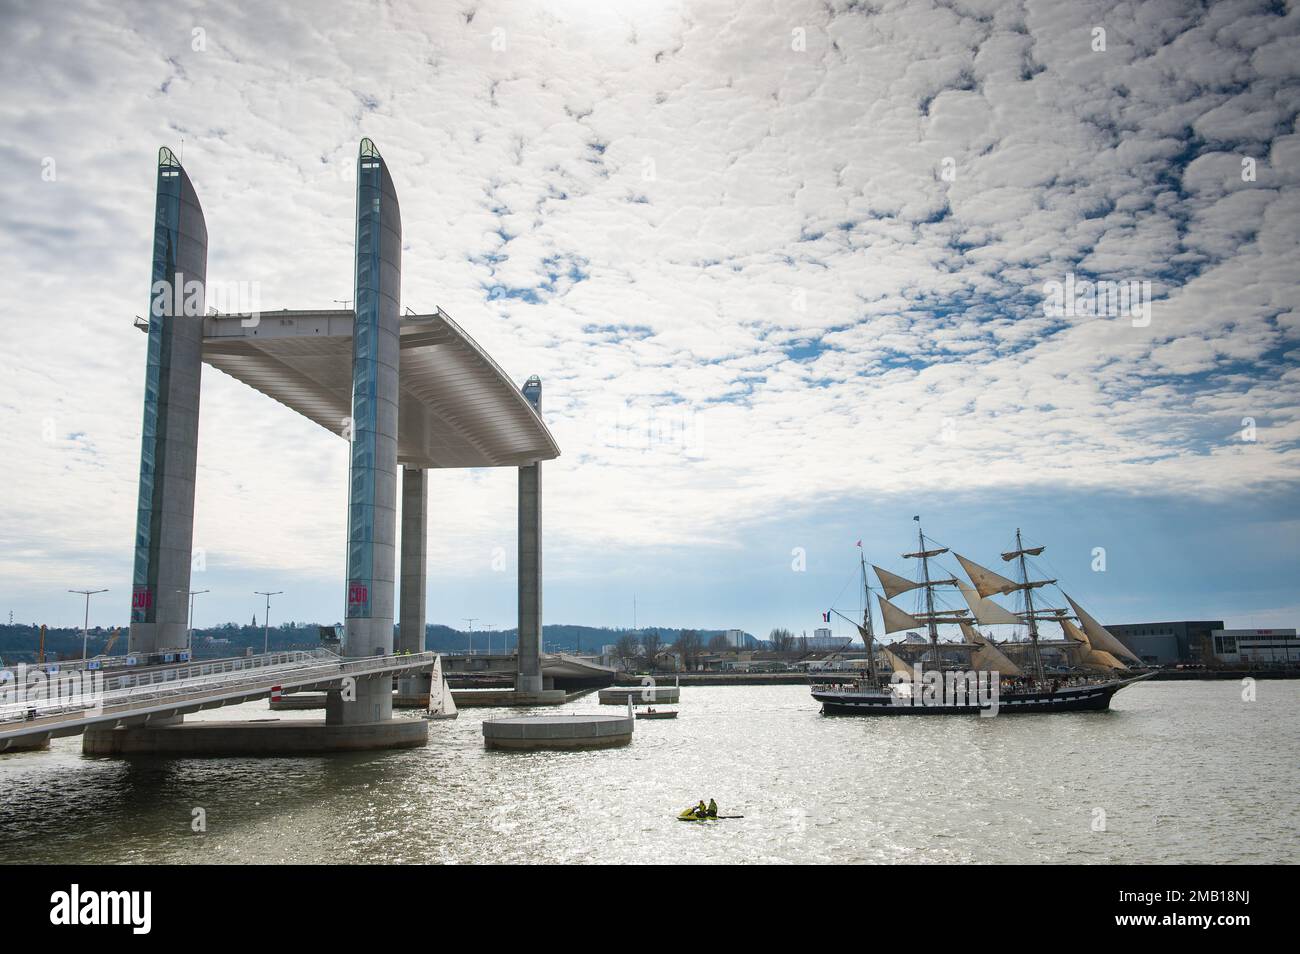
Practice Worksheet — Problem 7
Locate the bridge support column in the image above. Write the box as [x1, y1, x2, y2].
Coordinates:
[337, 138, 399, 727]
[396, 465, 430, 705]
[127, 147, 207, 659]
[516, 377, 544, 696]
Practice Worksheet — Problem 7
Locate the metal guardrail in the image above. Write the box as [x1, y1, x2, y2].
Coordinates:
[0, 651, 435, 728]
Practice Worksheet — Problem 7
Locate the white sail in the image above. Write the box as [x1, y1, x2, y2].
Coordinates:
[958, 621, 1024, 676]
[878, 595, 925, 635]
[1064, 594, 1143, 665]
[953, 552, 1019, 598]
[872, 565, 923, 599]
[427, 656, 443, 711]
[427, 655, 458, 717]
[442, 669, 458, 716]
[957, 581, 1022, 625]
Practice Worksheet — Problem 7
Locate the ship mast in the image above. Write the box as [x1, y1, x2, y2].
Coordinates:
[915, 520, 942, 669]
[859, 550, 879, 687]
[1015, 527, 1048, 686]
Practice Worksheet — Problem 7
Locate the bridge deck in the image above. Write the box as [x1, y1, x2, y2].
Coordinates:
[0, 650, 436, 750]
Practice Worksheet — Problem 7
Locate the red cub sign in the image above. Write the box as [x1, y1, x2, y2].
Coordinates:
[131, 586, 152, 621]
[347, 582, 369, 607]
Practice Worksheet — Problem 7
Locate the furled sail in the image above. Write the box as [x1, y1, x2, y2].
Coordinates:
[957, 581, 1022, 625]
[903, 546, 949, 559]
[1063, 594, 1143, 664]
[878, 595, 925, 635]
[958, 621, 1023, 676]
[1001, 546, 1045, 562]
[872, 565, 923, 599]
[954, 552, 1020, 598]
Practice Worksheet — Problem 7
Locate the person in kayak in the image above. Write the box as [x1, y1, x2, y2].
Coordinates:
[706, 798, 718, 818]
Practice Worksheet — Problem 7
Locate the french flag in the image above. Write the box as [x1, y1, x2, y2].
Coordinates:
[821, 611, 831, 622]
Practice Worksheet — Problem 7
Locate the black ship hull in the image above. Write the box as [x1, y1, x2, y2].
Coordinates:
[813, 673, 1154, 715]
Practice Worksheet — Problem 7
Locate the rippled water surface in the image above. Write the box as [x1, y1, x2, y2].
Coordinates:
[1, 681, 1296, 864]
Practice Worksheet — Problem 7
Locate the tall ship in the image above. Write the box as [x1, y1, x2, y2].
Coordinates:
[811, 519, 1154, 715]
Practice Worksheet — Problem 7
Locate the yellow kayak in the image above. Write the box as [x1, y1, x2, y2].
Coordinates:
[677, 808, 741, 821]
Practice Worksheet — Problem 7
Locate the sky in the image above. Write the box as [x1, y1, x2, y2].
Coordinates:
[0, 0, 1297, 640]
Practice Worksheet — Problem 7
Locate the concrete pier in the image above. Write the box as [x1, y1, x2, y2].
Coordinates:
[599, 685, 680, 705]
[0, 735, 51, 753]
[84, 718, 427, 756]
[483, 713, 632, 751]
[516, 376, 544, 695]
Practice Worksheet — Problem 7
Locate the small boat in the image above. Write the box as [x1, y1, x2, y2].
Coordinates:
[677, 810, 744, 822]
[422, 656, 459, 720]
[636, 707, 677, 720]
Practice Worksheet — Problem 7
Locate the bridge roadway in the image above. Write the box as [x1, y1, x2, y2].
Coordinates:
[442, 651, 616, 685]
[0, 649, 436, 751]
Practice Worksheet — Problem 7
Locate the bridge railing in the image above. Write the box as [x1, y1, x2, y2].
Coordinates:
[96, 649, 335, 694]
[0, 651, 435, 727]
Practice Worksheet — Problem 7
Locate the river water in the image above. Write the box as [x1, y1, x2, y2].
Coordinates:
[0, 681, 1295, 864]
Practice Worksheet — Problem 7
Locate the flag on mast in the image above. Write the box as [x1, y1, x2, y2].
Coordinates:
[822, 611, 831, 622]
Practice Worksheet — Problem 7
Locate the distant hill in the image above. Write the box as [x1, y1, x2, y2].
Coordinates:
[0, 621, 752, 663]
[427, 623, 745, 653]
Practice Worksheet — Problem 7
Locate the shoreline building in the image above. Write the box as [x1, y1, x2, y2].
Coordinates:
[1210, 629, 1299, 665]
[1105, 620, 1224, 666]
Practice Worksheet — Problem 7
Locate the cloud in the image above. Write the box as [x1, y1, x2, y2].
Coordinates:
[0, 0, 1296, 627]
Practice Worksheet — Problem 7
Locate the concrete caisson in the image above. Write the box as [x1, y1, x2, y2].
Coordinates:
[482, 714, 633, 751]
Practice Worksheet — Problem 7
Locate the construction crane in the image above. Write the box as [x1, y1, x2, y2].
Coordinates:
[103, 627, 121, 656]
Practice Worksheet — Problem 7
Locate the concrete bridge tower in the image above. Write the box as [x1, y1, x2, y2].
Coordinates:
[335, 137, 402, 724]
[128, 146, 207, 658]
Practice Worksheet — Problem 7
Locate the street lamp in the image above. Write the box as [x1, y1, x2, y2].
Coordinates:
[255, 591, 283, 654]
[187, 589, 209, 654]
[68, 588, 108, 661]
[462, 617, 477, 655]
